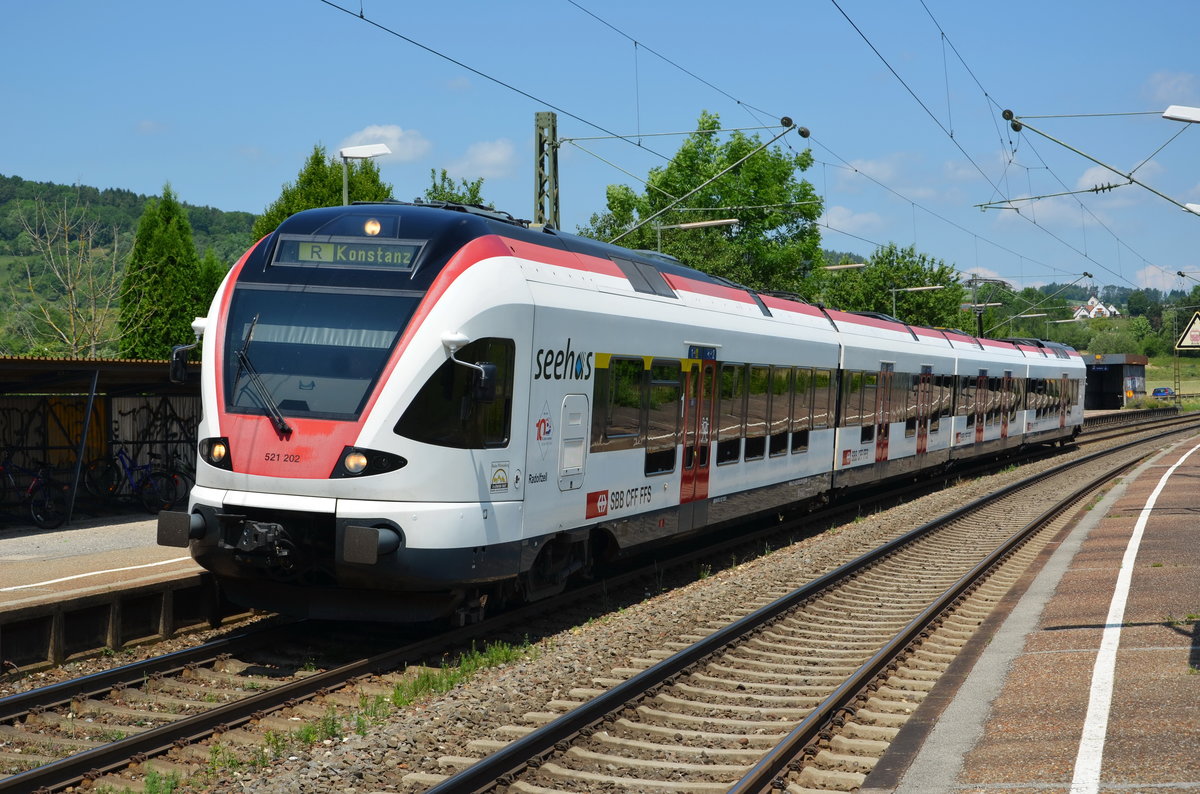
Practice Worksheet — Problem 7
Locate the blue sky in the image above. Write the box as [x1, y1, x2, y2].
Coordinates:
[5, 1, 1198, 297]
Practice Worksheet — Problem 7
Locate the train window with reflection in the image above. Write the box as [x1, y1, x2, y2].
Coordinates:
[789, 367, 811, 454]
[812, 369, 834, 430]
[767, 366, 791, 457]
[958, 375, 976, 425]
[590, 357, 644, 453]
[840, 371, 865, 428]
[717, 364, 745, 464]
[394, 337, 514, 448]
[744, 365, 770, 460]
[645, 361, 680, 475]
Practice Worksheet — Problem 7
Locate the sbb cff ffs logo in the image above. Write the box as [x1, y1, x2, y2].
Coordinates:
[534, 338, 593, 380]
[586, 490, 609, 519]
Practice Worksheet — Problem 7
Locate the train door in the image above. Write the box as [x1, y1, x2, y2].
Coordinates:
[681, 360, 717, 504]
[875, 363, 893, 463]
[916, 366, 932, 455]
[974, 371, 987, 443]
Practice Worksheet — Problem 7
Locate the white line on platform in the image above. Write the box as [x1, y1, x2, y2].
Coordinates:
[1069, 440, 1200, 794]
[0, 557, 193, 592]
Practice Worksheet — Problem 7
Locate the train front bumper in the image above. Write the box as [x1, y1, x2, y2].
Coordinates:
[157, 486, 525, 620]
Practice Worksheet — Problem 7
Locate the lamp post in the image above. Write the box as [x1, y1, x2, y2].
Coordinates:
[1163, 106, 1200, 215]
[653, 218, 739, 252]
[890, 285, 944, 320]
[338, 143, 391, 205]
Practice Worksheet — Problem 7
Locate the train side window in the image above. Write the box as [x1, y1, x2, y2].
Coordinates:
[930, 374, 943, 432]
[717, 363, 745, 464]
[959, 375, 975, 425]
[812, 369, 834, 430]
[905, 373, 918, 437]
[767, 366, 792, 457]
[860, 372, 878, 444]
[605, 357, 644, 448]
[394, 337, 514, 449]
[645, 361, 680, 475]
[840, 371, 864, 428]
[745, 365, 770, 460]
[791, 367, 812, 453]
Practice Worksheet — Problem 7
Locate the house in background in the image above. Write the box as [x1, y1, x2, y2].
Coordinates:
[1070, 296, 1121, 321]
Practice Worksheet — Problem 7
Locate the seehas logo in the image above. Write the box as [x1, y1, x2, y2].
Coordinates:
[534, 338, 593, 381]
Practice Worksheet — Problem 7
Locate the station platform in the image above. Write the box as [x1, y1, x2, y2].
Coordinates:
[0, 513, 200, 613]
[866, 435, 1200, 793]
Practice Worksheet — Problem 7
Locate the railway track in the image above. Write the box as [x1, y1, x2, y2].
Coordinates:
[413, 424, 1188, 793]
[0, 413, 1195, 792]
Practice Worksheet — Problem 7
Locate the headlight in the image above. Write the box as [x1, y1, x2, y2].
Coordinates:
[200, 437, 233, 470]
[344, 451, 368, 474]
[329, 446, 407, 478]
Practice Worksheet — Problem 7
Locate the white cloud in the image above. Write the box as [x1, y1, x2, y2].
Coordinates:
[1136, 264, 1182, 291]
[823, 205, 884, 235]
[1143, 71, 1200, 106]
[340, 125, 431, 163]
[446, 76, 472, 92]
[448, 139, 515, 180]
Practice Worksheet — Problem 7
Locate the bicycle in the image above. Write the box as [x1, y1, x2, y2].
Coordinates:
[0, 449, 70, 529]
[84, 446, 181, 514]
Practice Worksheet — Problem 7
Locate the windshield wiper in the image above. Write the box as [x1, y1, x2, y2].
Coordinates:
[234, 313, 292, 436]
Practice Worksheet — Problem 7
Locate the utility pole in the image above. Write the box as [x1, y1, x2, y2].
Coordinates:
[534, 112, 559, 229]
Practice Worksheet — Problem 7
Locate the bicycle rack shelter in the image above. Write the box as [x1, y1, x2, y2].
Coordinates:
[0, 355, 200, 525]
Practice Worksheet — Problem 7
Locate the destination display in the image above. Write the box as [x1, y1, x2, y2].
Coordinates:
[274, 236, 423, 270]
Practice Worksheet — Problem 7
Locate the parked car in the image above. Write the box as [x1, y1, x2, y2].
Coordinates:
[1152, 387, 1175, 398]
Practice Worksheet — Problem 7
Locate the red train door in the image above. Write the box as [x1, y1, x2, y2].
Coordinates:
[681, 360, 717, 503]
[917, 366, 932, 454]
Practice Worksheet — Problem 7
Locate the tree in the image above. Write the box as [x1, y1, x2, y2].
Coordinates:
[578, 111, 823, 293]
[806, 243, 967, 329]
[118, 184, 202, 359]
[197, 248, 227, 313]
[6, 196, 127, 357]
[251, 145, 394, 240]
[419, 168, 488, 206]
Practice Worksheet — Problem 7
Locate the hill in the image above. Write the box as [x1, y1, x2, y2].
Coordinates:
[0, 174, 256, 264]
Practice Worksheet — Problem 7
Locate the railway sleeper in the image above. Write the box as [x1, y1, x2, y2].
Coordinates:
[0, 723, 103, 750]
[794, 761, 867, 791]
[635, 704, 797, 733]
[611, 716, 786, 747]
[23, 711, 157, 736]
[73, 697, 189, 722]
[587, 731, 765, 762]
[532, 759, 734, 791]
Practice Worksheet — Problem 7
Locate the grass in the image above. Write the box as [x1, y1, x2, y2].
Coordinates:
[1144, 353, 1200, 394]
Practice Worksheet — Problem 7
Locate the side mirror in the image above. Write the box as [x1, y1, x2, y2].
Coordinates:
[473, 362, 498, 403]
[169, 344, 193, 384]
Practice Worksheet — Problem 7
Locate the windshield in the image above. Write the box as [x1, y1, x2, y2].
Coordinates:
[223, 285, 420, 421]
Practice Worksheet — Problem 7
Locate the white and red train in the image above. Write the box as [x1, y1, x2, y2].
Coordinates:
[159, 201, 1085, 621]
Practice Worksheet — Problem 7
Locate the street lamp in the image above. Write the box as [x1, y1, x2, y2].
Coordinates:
[890, 285, 944, 319]
[824, 262, 867, 270]
[654, 218, 738, 252]
[1162, 106, 1200, 215]
[338, 143, 392, 206]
